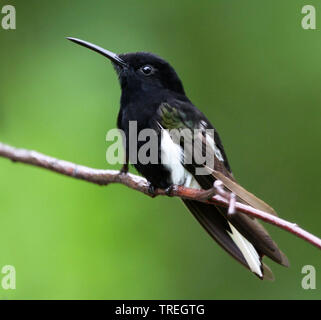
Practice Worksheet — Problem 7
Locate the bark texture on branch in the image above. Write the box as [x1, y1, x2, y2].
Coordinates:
[0, 141, 320, 250]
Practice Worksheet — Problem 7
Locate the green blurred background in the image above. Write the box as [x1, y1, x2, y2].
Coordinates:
[0, 0, 320, 299]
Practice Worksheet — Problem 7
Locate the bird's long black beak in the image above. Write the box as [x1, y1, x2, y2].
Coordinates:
[66, 37, 127, 68]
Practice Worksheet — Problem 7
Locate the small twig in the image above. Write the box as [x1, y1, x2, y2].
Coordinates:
[214, 179, 229, 199]
[228, 193, 236, 216]
[0, 141, 321, 250]
[214, 180, 236, 215]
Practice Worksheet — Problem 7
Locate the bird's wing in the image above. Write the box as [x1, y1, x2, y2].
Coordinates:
[156, 101, 289, 279]
[158, 102, 277, 215]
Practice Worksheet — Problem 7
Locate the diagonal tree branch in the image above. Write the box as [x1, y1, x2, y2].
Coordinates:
[0, 141, 320, 250]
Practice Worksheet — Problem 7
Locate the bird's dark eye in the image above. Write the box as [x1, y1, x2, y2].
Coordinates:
[140, 65, 154, 76]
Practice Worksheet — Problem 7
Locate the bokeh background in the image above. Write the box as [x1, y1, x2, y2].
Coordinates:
[0, 0, 320, 299]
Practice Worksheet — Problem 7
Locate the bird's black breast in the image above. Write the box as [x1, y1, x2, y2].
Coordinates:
[117, 99, 173, 189]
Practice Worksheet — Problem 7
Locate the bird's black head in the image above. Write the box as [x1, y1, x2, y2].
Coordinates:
[116, 52, 185, 95]
[67, 37, 185, 98]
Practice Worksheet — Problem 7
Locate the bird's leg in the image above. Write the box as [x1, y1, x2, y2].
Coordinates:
[147, 182, 157, 198]
[119, 154, 129, 175]
[119, 163, 129, 175]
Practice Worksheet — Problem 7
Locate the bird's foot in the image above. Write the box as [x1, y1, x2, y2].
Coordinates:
[119, 163, 129, 175]
[147, 182, 157, 198]
[165, 184, 175, 197]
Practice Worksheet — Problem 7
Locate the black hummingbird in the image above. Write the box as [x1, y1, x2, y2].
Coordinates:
[67, 37, 289, 280]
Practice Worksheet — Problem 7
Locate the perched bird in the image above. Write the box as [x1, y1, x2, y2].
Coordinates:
[67, 37, 289, 280]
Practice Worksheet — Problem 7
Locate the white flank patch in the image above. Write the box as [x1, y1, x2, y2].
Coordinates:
[161, 130, 186, 185]
[227, 223, 263, 277]
[161, 129, 200, 188]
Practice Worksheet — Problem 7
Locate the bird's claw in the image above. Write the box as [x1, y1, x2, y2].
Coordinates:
[165, 185, 175, 197]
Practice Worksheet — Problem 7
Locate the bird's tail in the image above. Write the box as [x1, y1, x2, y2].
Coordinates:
[183, 199, 289, 280]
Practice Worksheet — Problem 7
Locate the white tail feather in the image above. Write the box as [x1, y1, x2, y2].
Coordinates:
[228, 223, 263, 277]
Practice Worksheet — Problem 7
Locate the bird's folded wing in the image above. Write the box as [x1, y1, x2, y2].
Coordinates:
[212, 170, 278, 216]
